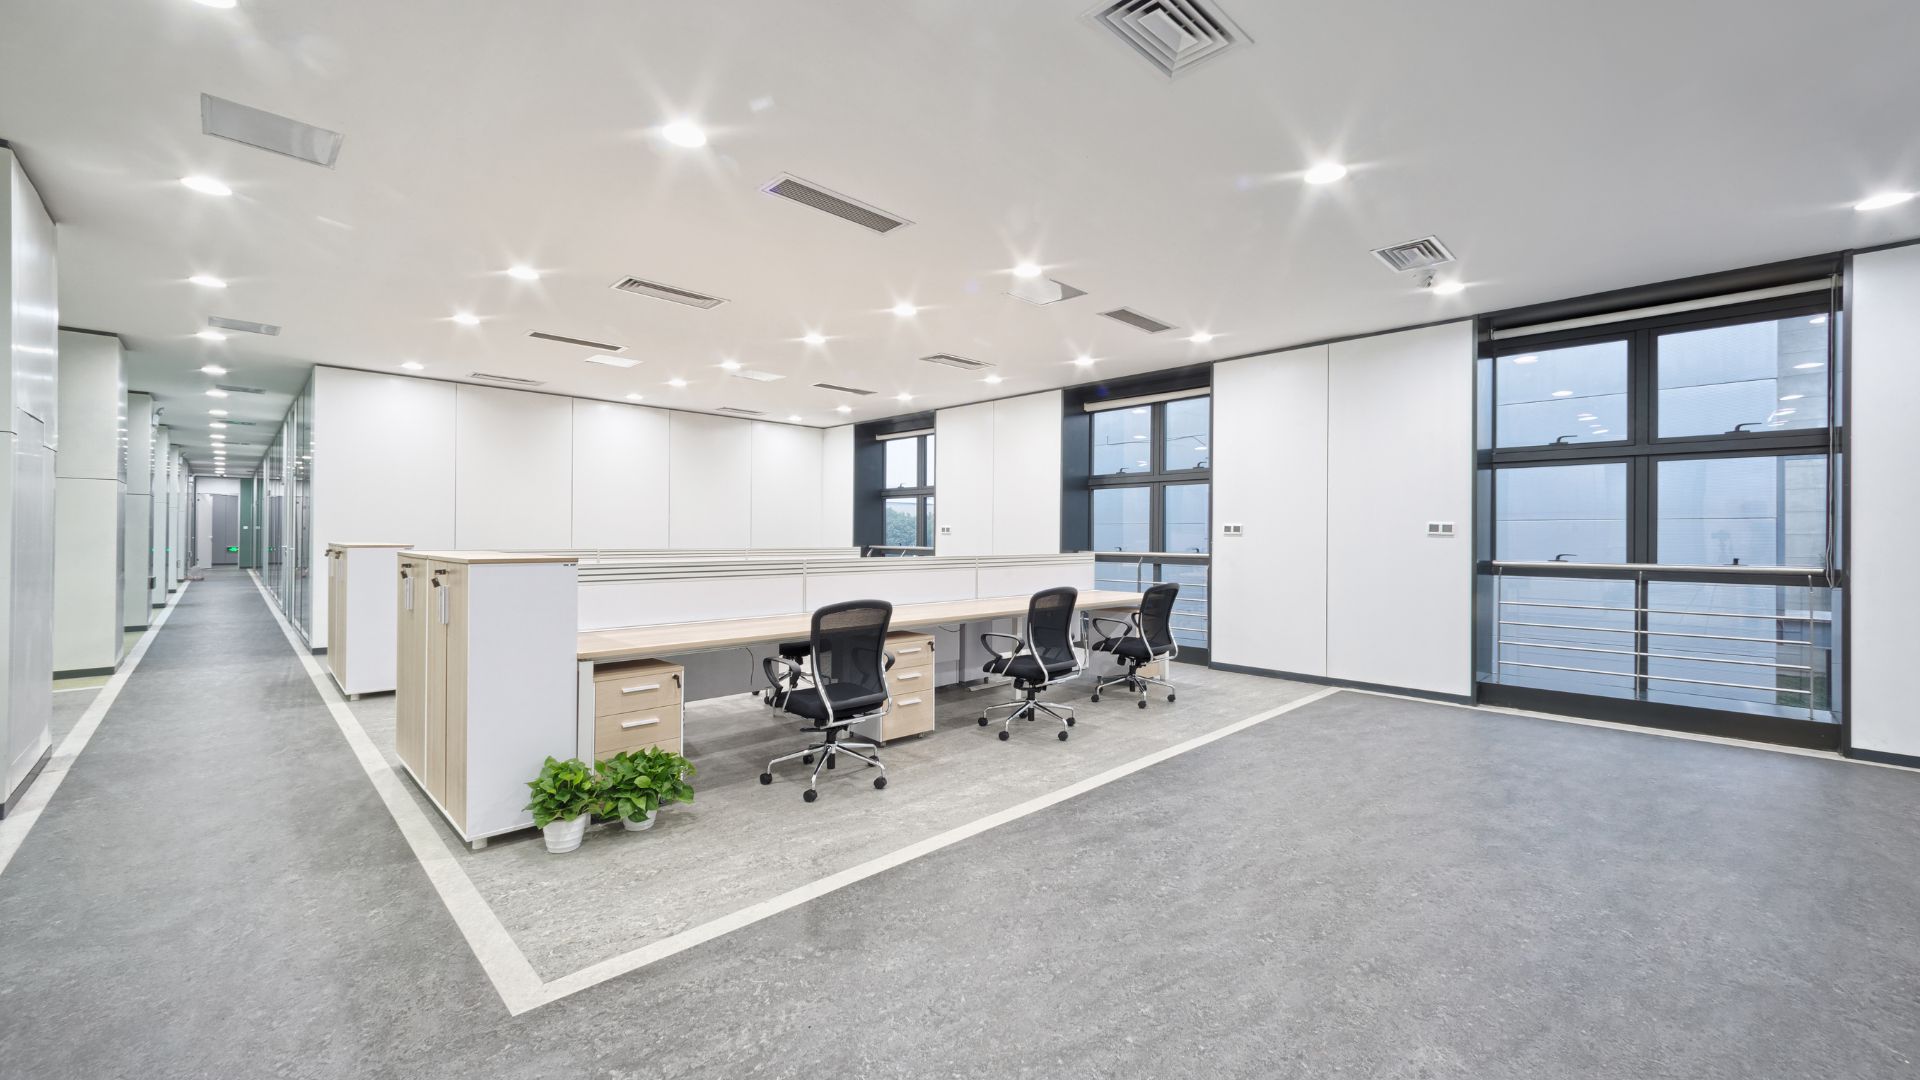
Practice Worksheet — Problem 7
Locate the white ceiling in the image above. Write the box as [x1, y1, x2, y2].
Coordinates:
[4, 0, 1918, 473]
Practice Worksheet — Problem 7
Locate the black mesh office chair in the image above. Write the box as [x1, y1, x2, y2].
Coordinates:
[1090, 582, 1180, 709]
[758, 600, 894, 802]
[759, 640, 813, 708]
[978, 586, 1082, 741]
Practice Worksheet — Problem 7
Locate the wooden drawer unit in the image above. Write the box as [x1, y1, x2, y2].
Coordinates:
[591, 658, 686, 760]
[860, 631, 936, 743]
[595, 708, 684, 757]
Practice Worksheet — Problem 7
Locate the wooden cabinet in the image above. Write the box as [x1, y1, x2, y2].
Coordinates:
[323, 542, 410, 698]
[857, 630, 936, 743]
[393, 555, 427, 779]
[589, 658, 685, 760]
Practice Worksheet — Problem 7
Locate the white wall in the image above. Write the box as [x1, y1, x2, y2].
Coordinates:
[454, 384, 572, 549]
[123, 391, 153, 628]
[1847, 243, 1920, 759]
[1212, 345, 1329, 676]
[667, 411, 752, 547]
[820, 425, 853, 547]
[751, 420, 823, 547]
[934, 402, 993, 555]
[571, 399, 669, 549]
[935, 390, 1062, 556]
[1208, 322, 1475, 697]
[52, 330, 126, 673]
[149, 425, 168, 608]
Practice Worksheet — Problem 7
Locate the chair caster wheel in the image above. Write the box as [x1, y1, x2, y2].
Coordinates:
[1066, 716, 1076, 727]
[803, 789, 819, 803]
[1168, 693, 1176, 702]
[998, 730, 1010, 741]
[1091, 693, 1101, 703]
[1058, 730, 1070, 741]
[759, 772, 773, 785]
[873, 776, 887, 790]
[802, 754, 814, 765]
[1138, 699, 1148, 710]
[978, 716, 989, 727]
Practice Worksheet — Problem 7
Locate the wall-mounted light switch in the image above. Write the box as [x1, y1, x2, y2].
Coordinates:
[1427, 521, 1456, 537]
[939, 525, 952, 535]
[1221, 523, 1245, 537]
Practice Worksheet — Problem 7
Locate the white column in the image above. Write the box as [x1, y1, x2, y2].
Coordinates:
[150, 425, 169, 608]
[123, 391, 154, 627]
[52, 330, 127, 674]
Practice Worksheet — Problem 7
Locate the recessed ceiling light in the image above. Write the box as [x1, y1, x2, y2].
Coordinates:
[1853, 191, 1915, 212]
[1303, 162, 1348, 185]
[836, 405, 853, 414]
[662, 120, 708, 148]
[180, 175, 232, 196]
[801, 332, 827, 346]
[667, 378, 688, 388]
[1809, 315, 1828, 326]
[199, 364, 228, 375]
[1073, 355, 1096, 367]
[205, 389, 228, 398]
[189, 274, 227, 289]
[787, 414, 803, 423]
[1132, 434, 1146, 440]
[1550, 389, 1573, 398]
[625, 393, 644, 401]
[1775, 408, 1798, 416]
[210, 435, 225, 442]
[719, 359, 742, 371]
[1780, 393, 1806, 401]
[1591, 429, 1611, 435]
[450, 312, 480, 326]
[506, 265, 540, 281]
[209, 408, 228, 416]
[1012, 262, 1043, 279]
[895, 392, 913, 402]
[983, 374, 1004, 385]
[196, 330, 227, 342]
[400, 361, 425, 372]
[1188, 331, 1215, 344]
[1431, 280, 1467, 296]
[1512, 354, 1539, 364]
[1794, 362, 1826, 370]
[209, 421, 227, 429]
[584, 354, 639, 368]
[891, 302, 918, 318]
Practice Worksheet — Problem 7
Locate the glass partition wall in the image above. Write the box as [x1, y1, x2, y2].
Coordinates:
[1476, 292, 1842, 748]
[1087, 392, 1211, 657]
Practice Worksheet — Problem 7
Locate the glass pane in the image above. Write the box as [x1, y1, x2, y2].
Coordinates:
[884, 497, 919, 546]
[924, 435, 935, 485]
[1494, 576, 1638, 698]
[1493, 463, 1628, 562]
[884, 438, 918, 489]
[1645, 581, 1832, 718]
[1656, 455, 1827, 567]
[1495, 341, 1628, 447]
[924, 497, 935, 547]
[1091, 486, 1151, 552]
[1657, 315, 1830, 437]
[1158, 562, 1210, 650]
[1163, 397, 1210, 471]
[1092, 407, 1154, 476]
[1163, 483, 1209, 554]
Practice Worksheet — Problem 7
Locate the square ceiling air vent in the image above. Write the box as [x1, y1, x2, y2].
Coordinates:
[1089, 0, 1250, 78]
[1372, 236, 1456, 273]
[470, 372, 545, 387]
[920, 353, 993, 371]
[208, 316, 280, 336]
[813, 382, 877, 396]
[730, 369, 785, 382]
[201, 94, 344, 168]
[212, 383, 267, 395]
[528, 330, 625, 352]
[716, 406, 766, 417]
[762, 174, 912, 234]
[1006, 278, 1089, 306]
[1098, 307, 1177, 334]
[611, 276, 727, 310]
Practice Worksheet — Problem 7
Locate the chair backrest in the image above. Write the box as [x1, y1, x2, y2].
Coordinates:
[1025, 587, 1079, 669]
[1138, 582, 1180, 653]
[811, 599, 893, 698]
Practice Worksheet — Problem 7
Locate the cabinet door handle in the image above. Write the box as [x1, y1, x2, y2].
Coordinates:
[438, 583, 449, 625]
[402, 574, 414, 610]
[620, 683, 661, 694]
[619, 716, 661, 730]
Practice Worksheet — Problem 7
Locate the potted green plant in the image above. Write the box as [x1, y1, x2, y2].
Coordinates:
[525, 756, 596, 853]
[595, 747, 696, 832]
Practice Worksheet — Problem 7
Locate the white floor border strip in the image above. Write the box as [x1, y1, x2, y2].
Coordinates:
[0, 584, 190, 877]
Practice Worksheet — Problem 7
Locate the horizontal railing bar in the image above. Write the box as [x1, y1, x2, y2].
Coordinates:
[1491, 560, 1826, 578]
[1498, 640, 1812, 671]
[1090, 552, 1212, 561]
[1497, 661, 1813, 695]
[1498, 619, 1819, 647]
[1498, 599, 1819, 621]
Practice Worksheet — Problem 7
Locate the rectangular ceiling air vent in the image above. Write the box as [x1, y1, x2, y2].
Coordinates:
[762, 174, 912, 234]
[1089, 0, 1250, 78]
[920, 353, 993, 371]
[208, 316, 280, 336]
[1006, 278, 1088, 306]
[528, 330, 625, 352]
[469, 372, 545, 387]
[813, 382, 877, 396]
[1098, 307, 1177, 334]
[1371, 236, 1456, 273]
[716, 406, 766, 417]
[212, 384, 267, 395]
[611, 276, 727, 310]
[730, 369, 785, 382]
[200, 94, 344, 168]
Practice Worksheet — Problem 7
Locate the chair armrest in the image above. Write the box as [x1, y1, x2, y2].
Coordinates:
[761, 654, 809, 691]
[1090, 616, 1133, 641]
[980, 632, 1024, 661]
[883, 650, 897, 672]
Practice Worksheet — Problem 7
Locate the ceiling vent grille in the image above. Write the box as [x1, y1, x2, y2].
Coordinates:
[730, 369, 785, 383]
[1089, 0, 1250, 78]
[610, 276, 727, 310]
[762, 174, 912, 234]
[528, 330, 625, 352]
[920, 353, 993, 371]
[208, 316, 280, 336]
[212, 384, 267, 395]
[813, 382, 877, 396]
[200, 94, 344, 168]
[1098, 307, 1178, 334]
[716, 406, 766, 417]
[469, 372, 545, 387]
[1006, 278, 1088, 306]
[1371, 236, 1456, 273]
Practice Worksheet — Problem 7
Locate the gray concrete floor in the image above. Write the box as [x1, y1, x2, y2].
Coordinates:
[1, 567, 1917, 1079]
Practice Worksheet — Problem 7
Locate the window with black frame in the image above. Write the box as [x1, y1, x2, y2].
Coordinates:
[1478, 293, 1840, 747]
[1088, 394, 1211, 654]
[879, 432, 935, 551]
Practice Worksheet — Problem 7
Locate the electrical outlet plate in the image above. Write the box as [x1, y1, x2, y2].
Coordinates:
[1427, 521, 1456, 537]
[1221, 523, 1245, 536]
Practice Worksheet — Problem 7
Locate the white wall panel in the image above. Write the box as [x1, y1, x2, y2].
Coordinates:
[934, 402, 994, 556]
[571, 399, 670, 549]
[122, 393, 152, 627]
[53, 331, 127, 673]
[819, 425, 854, 547]
[750, 422, 823, 547]
[667, 412, 751, 547]
[1847, 244, 1920, 758]
[1326, 322, 1475, 696]
[990, 390, 1062, 555]
[453, 383, 571, 549]
[313, 368, 457, 554]
[148, 426, 168, 607]
[1212, 345, 1329, 675]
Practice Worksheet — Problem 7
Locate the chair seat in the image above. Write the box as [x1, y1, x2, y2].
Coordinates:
[778, 640, 812, 660]
[983, 653, 1076, 685]
[784, 684, 886, 724]
[1093, 637, 1159, 663]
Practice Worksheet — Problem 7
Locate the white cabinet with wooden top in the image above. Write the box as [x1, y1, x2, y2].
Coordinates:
[323, 542, 412, 698]
[856, 630, 936, 743]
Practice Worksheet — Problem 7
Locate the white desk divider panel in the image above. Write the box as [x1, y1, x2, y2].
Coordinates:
[324, 543, 411, 697]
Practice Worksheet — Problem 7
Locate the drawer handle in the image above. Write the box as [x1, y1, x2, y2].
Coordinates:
[619, 717, 661, 730]
[620, 683, 661, 694]
[898, 697, 923, 707]
[897, 671, 922, 681]
[896, 646, 923, 655]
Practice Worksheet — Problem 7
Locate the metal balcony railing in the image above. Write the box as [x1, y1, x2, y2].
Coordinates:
[1093, 552, 1210, 650]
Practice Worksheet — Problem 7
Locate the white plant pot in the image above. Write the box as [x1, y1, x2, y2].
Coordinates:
[542, 816, 588, 853]
[622, 810, 658, 832]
